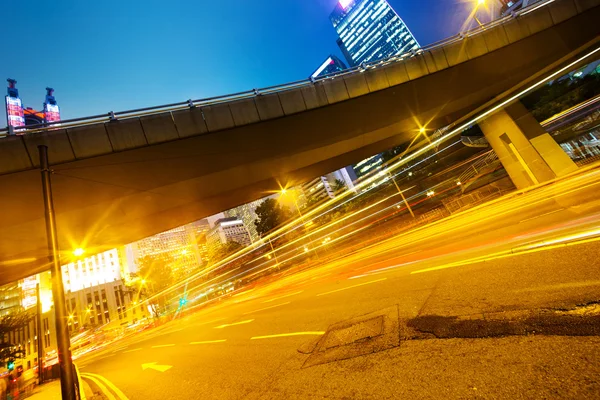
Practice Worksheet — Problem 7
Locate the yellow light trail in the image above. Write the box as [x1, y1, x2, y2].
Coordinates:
[242, 302, 291, 315]
[262, 290, 304, 303]
[251, 332, 325, 340]
[214, 319, 255, 329]
[151, 344, 175, 348]
[122, 348, 142, 354]
[316, 278, 388, 297]
[410, 227, 600, 275]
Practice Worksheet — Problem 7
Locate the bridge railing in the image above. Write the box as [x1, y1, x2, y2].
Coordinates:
[0, 0, 561, 137]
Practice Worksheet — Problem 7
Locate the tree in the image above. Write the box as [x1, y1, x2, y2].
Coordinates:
[209, 241, 244, 263]
[0, 311, 34, 369]
[135, 254, 175, 318]
[332, 179, 346, 193]
[254, 198, 290, 237]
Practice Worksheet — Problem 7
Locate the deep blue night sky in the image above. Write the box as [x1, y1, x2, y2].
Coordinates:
[1, 0, 481, 126]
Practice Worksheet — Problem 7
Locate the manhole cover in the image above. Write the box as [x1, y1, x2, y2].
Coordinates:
[322, 316, 384, 349]
[303, 305, 400, 368]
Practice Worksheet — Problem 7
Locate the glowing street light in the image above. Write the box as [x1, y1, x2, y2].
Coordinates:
[73, 248, 85, 257]
[473, 0, 487, 27]
[427, 190, 435, 197]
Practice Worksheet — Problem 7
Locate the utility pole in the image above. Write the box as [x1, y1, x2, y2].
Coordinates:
[38, 145, 76, 400]
[36, 283, 44, 386]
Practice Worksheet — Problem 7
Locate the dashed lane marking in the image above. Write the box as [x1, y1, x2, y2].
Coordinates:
[214, 319, 255, 329]
[251, 332, 325, 340]
[190, 339, 227, 344]
[316, 278, 388, 296]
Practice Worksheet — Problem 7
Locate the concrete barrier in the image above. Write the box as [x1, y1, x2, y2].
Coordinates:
[67, 124, 113, 159]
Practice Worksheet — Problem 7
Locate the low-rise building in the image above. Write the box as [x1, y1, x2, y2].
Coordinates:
[206, 218, 252, 257]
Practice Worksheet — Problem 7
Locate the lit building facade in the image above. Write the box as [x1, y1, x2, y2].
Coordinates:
[130, 225, 202, 279]
[224, 198, 271, 243]
[300, 177, 333, 205]
[330, 0, 420, 67]
[0, 272, 57, 374]
[61, 249, 144, 332]
[353, 154, 384, 179]
[300, 166, 357, 206]
[206, 218, 252, 257]
[311, 55, 347, 79]
[189, 219, 211, 263]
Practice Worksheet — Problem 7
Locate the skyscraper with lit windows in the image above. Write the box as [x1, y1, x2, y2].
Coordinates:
[330, 0, 420, 67]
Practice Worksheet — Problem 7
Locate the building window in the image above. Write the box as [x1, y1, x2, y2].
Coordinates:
[101, 289, 109, 323]
[94, 291, 102, 324]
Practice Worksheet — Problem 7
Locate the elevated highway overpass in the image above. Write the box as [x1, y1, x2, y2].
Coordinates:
[1, 0, 599, 283]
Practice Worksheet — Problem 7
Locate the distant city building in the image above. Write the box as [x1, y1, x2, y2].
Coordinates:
[0, 272, 57, 374]
[61, 249, 145, 331]
[224, 197, 273, 243]
[353, 154, 384, 179]
[301, 177, 334, 205]
[189, 219, 211, 263]
[330, 0, 420, 67]
[311, 55, 347, 79]
[130, 225, 202, 279]
[326, 167, 357, 192]
[0, 282, 21, 315]
[206, 217, 252, 257]
[300, 166, 358, 206]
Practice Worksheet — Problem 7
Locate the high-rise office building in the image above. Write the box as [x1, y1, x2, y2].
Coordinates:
[311, 55, 347, 79]
[330, 0, 420, 67]
[130, 225, 202, 279]
[61, 249, 144, 330]
[206, 218, 252, 258]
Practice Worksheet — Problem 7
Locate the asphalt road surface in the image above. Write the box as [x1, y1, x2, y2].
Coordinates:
[77, 165, 600, 399]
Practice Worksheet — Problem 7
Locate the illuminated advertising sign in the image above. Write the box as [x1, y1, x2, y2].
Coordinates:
[5, 96, 25, 127]
[44, 103, 61, 124]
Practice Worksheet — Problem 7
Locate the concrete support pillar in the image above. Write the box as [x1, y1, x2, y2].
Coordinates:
[479, 101, 578, 190]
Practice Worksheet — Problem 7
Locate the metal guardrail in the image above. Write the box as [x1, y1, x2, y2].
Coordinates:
[457, 150, 500, 186]
[0, 0, 560, 137]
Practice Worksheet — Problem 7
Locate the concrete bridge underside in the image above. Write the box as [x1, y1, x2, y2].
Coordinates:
[1, 0, 599, 284]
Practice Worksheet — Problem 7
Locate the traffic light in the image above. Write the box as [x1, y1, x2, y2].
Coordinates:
[7, 360, 14, 371]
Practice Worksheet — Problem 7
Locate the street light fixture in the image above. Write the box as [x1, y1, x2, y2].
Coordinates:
[73, 248, 85, 257]
[473, 0, 487, 27]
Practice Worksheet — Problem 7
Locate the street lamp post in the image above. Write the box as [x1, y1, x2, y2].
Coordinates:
[35, 283, 44, 386]
[38, 145, 76, 400]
